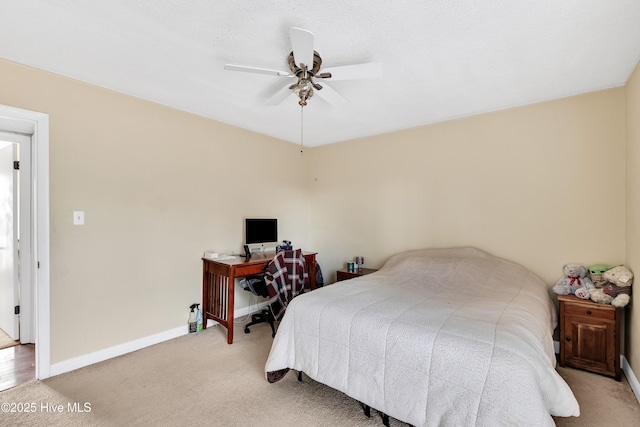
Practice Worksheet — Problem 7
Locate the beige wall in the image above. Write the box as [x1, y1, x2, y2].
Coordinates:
[626, 59, 640, 374]
[0, 58, 312, 363]
[310, 89, 626, 287]
[0, 56, 634, 375]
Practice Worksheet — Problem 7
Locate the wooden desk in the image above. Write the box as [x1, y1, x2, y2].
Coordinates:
[202, 251, 317, 344]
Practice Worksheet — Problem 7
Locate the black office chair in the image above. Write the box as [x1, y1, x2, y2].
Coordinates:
[242, 272, 276, 337]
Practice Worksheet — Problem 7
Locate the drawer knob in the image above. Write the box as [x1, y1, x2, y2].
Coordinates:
[586, 310, 592, 315]
[565, 337, 571, 342]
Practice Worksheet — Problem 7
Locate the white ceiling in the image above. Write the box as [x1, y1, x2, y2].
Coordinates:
[1, 1, 640, 147]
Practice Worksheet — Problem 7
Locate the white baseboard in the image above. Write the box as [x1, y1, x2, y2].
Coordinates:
[49, 302, 269, 377]
[622, 355, 640, 404]
[554, 340, 640, 404]
[49, 325, 186, 377]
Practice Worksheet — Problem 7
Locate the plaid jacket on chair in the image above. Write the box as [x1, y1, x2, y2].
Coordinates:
[264, 249, 309, 320]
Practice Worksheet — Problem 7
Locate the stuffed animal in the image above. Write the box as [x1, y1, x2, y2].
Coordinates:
[588, 264, 613, 288]
[589, 265, 633, 307]
[553, 263, 595, 299]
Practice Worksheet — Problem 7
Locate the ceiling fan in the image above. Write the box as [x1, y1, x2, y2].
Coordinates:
[224, 27, 382, 108]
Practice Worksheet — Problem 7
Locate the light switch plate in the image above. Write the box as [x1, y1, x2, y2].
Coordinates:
[73, 211, 84, 225]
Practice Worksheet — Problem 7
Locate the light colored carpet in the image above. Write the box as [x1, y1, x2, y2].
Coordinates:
[1, 322, 639, 426]
[0, 328, 19, 350]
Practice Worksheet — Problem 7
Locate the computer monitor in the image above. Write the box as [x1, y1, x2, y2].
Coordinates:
[245, 218, 278, 245]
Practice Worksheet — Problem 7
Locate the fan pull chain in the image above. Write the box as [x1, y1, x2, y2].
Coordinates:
[300, 105, 304, 155]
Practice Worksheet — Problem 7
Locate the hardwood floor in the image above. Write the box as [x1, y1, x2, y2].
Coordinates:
[0, 344, 35, 391]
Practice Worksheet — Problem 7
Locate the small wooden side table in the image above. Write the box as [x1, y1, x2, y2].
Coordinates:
[558, 294, 622, 381]
[336, 267, 378, 282]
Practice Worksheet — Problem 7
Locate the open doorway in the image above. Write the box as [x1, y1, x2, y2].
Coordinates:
[0, 105, 50, 384]
[0, 133, 34, 390]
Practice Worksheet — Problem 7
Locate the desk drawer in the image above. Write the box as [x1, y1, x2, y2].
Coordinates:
[234, 263, 267, 276]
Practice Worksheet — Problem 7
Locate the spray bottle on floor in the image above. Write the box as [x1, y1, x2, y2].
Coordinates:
[188, 303, 197, 334]
[196, 303, 203, 332]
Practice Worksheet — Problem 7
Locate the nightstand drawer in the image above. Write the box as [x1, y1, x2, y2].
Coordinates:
[563, 301, 615, 320]
[336, 268, 378, 282]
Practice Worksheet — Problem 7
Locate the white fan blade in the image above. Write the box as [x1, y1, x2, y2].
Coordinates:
[224, 64, 293, 77]
[266, 82, 295, 106]
[290, 27, 314, 69]
[314, 82, 348, 106]
[319, 62, 383, 80]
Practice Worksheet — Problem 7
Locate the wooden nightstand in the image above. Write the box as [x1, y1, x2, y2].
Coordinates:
[336, 268, 378, 282]
[558, 294, 622, 381]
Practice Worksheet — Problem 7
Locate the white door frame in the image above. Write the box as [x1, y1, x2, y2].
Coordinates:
[0, 104, 50, 380]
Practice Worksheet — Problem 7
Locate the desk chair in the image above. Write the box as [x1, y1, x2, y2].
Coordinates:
[242, 249, 309, 337]
[242, 274, 276, 337]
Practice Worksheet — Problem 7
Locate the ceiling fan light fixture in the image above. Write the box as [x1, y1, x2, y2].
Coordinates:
[293, 78, 313, 94]
[293, 63, 314, 106]
[297, 91, 312, 106]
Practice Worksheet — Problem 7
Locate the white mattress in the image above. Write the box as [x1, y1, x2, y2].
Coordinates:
[265, 247, 579, 426]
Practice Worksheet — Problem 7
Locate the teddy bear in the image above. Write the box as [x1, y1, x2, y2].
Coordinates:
[588, 265, 633, 307]
[553, 263, 595, 299]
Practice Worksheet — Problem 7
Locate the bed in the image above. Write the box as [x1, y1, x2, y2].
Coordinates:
[265, 247, 580, 426]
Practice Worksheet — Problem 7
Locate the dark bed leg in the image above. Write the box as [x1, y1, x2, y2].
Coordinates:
[297, 371, 303, 382]
[363, 404, 371, 417]
[381, 413, 390, 426]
